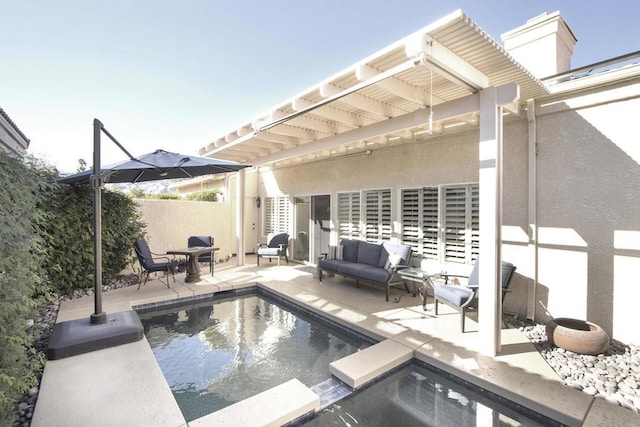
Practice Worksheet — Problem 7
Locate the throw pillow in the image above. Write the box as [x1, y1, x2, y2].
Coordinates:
[328, 245, 344, 260]
[384, 253, 402, 271]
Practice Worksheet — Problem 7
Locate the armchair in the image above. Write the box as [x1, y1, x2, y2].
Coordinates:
[133, 239, 179, 290]
[257, 232, 289, 266]
[434, 258, 516, 332]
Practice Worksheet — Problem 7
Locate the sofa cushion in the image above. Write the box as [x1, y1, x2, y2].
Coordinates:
[357, 241, 382, 266]
[358, 265, 392, 284]
[341, 239, 360, 262]
[319, 258, 348, 272]
[378, 242, 412, 268]
[337, 262, 369, 277]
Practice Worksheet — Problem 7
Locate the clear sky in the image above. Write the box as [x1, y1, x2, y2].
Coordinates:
[2, 1, 638, 173]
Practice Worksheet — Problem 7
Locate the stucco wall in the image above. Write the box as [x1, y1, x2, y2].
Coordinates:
[254, 78, 640, 346]
[135, 199, 236, 262]
[535, 92, 640, 345]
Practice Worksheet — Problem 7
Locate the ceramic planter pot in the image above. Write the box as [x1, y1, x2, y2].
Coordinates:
[545, 318, 610, 355]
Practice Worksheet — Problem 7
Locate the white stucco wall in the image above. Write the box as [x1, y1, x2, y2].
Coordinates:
[253, 76, 640, 346]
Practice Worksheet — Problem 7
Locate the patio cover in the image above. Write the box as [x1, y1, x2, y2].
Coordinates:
[195, 9, 551, 356]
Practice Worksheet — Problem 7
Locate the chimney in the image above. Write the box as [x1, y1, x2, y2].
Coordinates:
[501, 11, 577, 80]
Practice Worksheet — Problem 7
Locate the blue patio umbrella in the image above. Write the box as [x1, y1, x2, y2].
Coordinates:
[57, 148, 249, 185]
[48, 119, 250, 360]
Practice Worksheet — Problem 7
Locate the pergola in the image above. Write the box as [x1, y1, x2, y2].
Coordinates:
[199, 9, 550, 356]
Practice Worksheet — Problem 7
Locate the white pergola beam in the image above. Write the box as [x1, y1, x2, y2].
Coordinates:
[406, 34, 489, 91]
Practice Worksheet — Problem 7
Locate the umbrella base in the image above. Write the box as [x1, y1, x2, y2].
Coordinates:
[47, 310, 143, 360]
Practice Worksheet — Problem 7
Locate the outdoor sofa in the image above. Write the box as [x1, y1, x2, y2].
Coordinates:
[318, 238, 412, 301]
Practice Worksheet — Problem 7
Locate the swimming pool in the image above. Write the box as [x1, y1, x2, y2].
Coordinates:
[138, 291, 373, 422]
[298, 362, 559, 426]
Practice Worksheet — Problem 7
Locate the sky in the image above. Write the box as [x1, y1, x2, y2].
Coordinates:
[2, 1, 638, 173]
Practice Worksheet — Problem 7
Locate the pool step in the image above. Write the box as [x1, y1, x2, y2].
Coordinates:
[329, 338, 413, 388]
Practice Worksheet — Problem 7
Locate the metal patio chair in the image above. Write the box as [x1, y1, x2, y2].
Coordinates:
[133, 239, 179, 290]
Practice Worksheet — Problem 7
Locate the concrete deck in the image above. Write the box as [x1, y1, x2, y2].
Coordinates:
[32, 261, 640, 426]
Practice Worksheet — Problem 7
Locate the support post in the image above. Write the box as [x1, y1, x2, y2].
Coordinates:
[478, 87, 502, 356]
[236, 168, 246, 265]
[91, 118, 107, 325]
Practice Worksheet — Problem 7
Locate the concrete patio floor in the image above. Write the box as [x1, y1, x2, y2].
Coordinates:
[32, 261, 640, 426]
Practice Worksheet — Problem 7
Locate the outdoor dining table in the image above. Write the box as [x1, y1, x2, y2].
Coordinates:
[166, 246, 219, 283]
[397, 267, 443, 311]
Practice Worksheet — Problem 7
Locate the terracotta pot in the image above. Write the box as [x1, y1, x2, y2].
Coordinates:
[545, 318, 610, 355]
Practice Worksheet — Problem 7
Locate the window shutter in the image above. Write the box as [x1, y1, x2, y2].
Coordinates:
[337, 192, 360, 240]
[364, 189, 391, 242]
[401, 187, 438, 259]
[264, 196, 290, 235]
[422, 187, 439, 260]
[443, 185, 479, 264]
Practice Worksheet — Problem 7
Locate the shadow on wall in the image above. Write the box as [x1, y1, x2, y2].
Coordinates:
[527, 96, 640, 344]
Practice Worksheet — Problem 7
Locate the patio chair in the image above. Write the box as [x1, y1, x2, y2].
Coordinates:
[434, 257, 516, 332]
[133, 239, 179, 290]
[188, 235, 214, 274]
[257, 232, 289, 266]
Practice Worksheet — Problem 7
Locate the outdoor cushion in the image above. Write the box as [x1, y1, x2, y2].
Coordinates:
[357, 241, 382, 266]
[434, 285, 474, 306]
[328, 245, 344, 260]
[378, 242, 412, 268]
[319, 258, 349, 271]
[357, 265, 391, 284]
[340, 239, 360, 262]
[257, 247, 282, 257]
[337, 262, 370, 277]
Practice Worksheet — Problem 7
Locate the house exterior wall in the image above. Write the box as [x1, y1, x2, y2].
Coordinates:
[254, 76, 640, 346]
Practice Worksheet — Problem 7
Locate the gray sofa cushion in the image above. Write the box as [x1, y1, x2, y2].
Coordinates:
[319, 258, 348, 271]
[337, 262, 369, 277]
[357, 241, 382, 266]
[434, 285, 474, 306]
[341, 239, 360, 262]
[358, 265, 392, 284]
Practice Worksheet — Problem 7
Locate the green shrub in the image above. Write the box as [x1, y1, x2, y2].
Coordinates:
[146, 192, 180, 200]
[0, 152, 50, 423]
[41, 186, 146, 295]
[186, 189, 221, 202]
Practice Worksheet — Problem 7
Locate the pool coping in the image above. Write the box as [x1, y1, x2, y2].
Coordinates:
[31, 266, 640, 427]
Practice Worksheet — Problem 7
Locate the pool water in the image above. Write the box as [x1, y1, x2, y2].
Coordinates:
[299, 363, 558, 427]
[139, 292, 372, 422]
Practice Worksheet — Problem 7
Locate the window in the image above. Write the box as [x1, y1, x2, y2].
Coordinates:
[337, 192, 360, 240]
[264, 196, 290, 235]
[363, 189, 391, 242]
[401, 184, 478, 264]
[443, 185, 479, 263]
[401, 187, 438, 260]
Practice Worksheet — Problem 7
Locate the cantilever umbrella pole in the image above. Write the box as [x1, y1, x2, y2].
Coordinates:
[91, 118, 107, 324]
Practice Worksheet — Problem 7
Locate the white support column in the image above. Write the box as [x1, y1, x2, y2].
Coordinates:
[478, 87, 503, 356]
[236, 169, 246, 265]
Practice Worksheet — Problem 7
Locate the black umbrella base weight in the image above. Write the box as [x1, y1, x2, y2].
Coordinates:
[47, 310, 143, 360]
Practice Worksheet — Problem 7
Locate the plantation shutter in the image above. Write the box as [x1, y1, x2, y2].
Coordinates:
[364, 189, 391, 242]
[337, 192, 360, 240]
[401, 187, 438, 259]
[443, 184, 478, 264]
[422, 187, 439, 260]
[264, 196, 290, 235]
